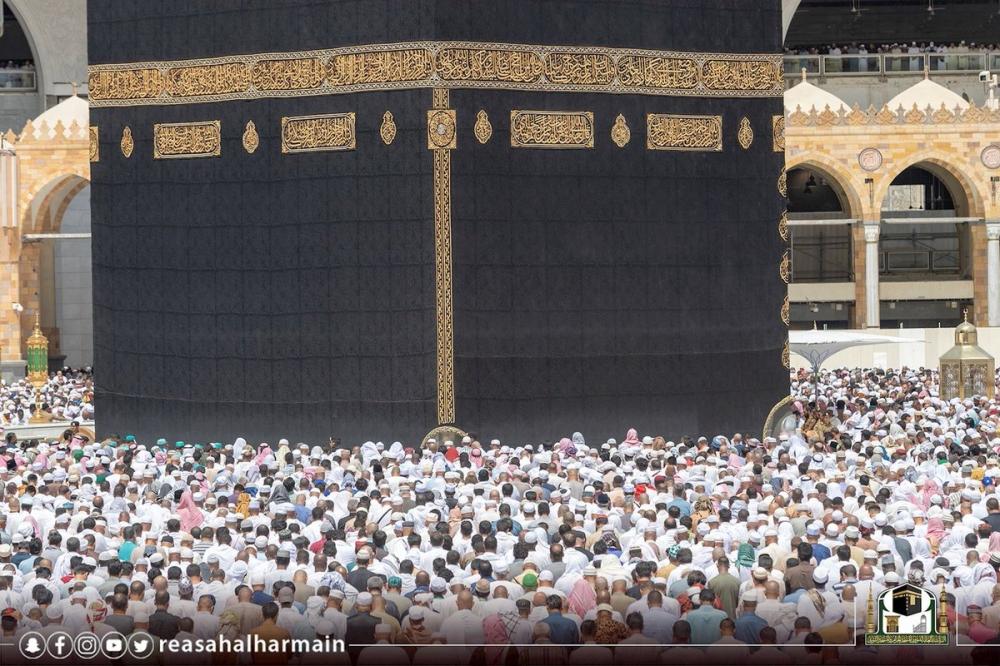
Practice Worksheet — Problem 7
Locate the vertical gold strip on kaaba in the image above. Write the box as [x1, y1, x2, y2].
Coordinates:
[431, 88, 456, 425]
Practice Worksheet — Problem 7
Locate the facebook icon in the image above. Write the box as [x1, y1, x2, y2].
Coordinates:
[47, 632, 74, 659]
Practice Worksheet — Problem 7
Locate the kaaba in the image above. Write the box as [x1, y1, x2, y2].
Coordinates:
[87, 0, 788, 444]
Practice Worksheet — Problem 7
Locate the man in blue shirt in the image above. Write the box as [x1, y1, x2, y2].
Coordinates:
[734, 592, 769, 644]
[539, 594, 579, 645]
[686, 588, 728, 645]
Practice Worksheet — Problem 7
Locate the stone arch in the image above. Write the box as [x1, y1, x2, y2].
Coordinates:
[1, 1, 42, 72]
[22, 173, 90, 235]
[874, 151, 986, 219]
[15, 172, 91, 362]
[782, 0, 803, 42]
[785, 153, 865, 219]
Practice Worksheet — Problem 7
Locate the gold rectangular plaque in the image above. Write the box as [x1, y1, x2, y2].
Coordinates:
[510, 110, 594, 149]
[646, 113, 722, 151]
[89, 126, 99, 162]
[280, 113, 356, 153]
[152, 120, 221, 159]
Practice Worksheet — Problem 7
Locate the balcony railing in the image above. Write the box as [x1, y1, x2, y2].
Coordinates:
[784, 52, 996, 78]
[879, 249, 962, 274]
[0, 69, 37, 91]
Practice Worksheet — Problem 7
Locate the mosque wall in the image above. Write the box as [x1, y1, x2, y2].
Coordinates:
[785, 103, 1000, 328]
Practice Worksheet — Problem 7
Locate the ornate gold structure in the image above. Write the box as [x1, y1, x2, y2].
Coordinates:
[281, 113, 356, 153]
[777, 167, 786, 197]
[779, 250, 791, 284]
[242, 120, 259, 154]
[781, 296, 790, 326]
[120, 125, 134, 157]
[380, 111, 397, 145]
[153, 120, 221, 159]
[939, 310, 995, 399]
[430, 88, 456, 425]
[474, 110, 492, 144]
[778, 210, 788, 242]
[422, 424, 467, 450]
[88, 41, 783, 107]
[89, 126, 99, 162]
[427, 109, 457, 150]
[781, 339, 790, 369]
[737, 116, 753, 150]
[761, 394, 795, 440]
[771, 115, 784, 152]
[611, 114, 630, 148]
[865, 587, 876, 635]
[646, 114, 722, 151]
[26, 314, 48, 423]
[510, 111, 594, 148]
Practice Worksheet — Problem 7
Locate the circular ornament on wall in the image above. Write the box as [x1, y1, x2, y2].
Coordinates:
[858, 147, 883, 172]
[981, 144, 1000, 169]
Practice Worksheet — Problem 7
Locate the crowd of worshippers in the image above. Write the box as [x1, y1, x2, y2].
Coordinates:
[785, 41, 1000, 56]
[0, 367, 999, 664]
[1, 368, 94, 427]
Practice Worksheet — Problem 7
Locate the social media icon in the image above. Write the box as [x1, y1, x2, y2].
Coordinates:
[75, 632, 101, 659]
[47, 632, 74, 659]
[127, 632, 157, 659]
[101, 632, 128, 659]
[18, 631, 46, 660]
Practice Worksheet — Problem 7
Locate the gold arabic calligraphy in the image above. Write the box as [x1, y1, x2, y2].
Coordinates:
[281, 113, 356, 153]
[646, 114, 722, 151]
[153, 121, 221, 159]
[510, 111, 594, 148]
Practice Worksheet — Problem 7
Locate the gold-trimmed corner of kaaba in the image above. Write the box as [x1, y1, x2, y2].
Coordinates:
[88, 0, 787, 444]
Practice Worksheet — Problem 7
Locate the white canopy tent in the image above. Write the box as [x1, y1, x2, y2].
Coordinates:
[789, 329, 925, 375]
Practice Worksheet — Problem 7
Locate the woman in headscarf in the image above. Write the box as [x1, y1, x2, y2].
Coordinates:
[567, 577, 597, 618]
[213, 609, 242, 666]
[979, 532, 1000, 562]
[232, 437, 247, 461]
[594, 605, 629, 644]
[176, 489, 204, 533]
[919, 478, 945, 510]
[925, 517, 947, 554]
[623, 428, 641, 446]
[735, 543, 756, 582]
[253, 443, 272, 466]
[482, 609, 520, 665]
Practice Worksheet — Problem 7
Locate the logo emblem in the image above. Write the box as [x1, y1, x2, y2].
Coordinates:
[101, 631, 129, 659]
[18, 631, 46, 660]
[128, 631, 157, 659]
[865, 583, 949, 645]
[46, 632, 74, 659]
[75, 632, 101, 659]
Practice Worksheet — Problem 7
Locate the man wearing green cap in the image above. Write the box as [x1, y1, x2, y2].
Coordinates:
[385, 576, 411, 616]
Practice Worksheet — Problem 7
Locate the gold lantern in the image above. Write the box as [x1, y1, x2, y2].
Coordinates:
[939, 310, 995, 400]
[26, 314, 49, 423]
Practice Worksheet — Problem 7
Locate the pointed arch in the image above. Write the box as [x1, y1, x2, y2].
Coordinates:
[874, 151, 985, 219]
[785, 152, 865, 219]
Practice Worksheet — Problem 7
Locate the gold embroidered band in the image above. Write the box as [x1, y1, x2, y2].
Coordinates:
[280, 113, 356, 153]
[88, 41, 783, 107]
[430, 89, 456, 425]
[646, 114, 722, 151]
[153, 121, 221, 159]
[510, 111, 594, 149]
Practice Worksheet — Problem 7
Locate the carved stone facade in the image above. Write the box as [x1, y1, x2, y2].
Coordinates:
[785, 101, 1000, 328]
[0, 119, 90, 374]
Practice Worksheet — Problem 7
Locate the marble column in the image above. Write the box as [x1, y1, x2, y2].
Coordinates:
[864, 224, 880, 328]
[988, 222, 1000, 327]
